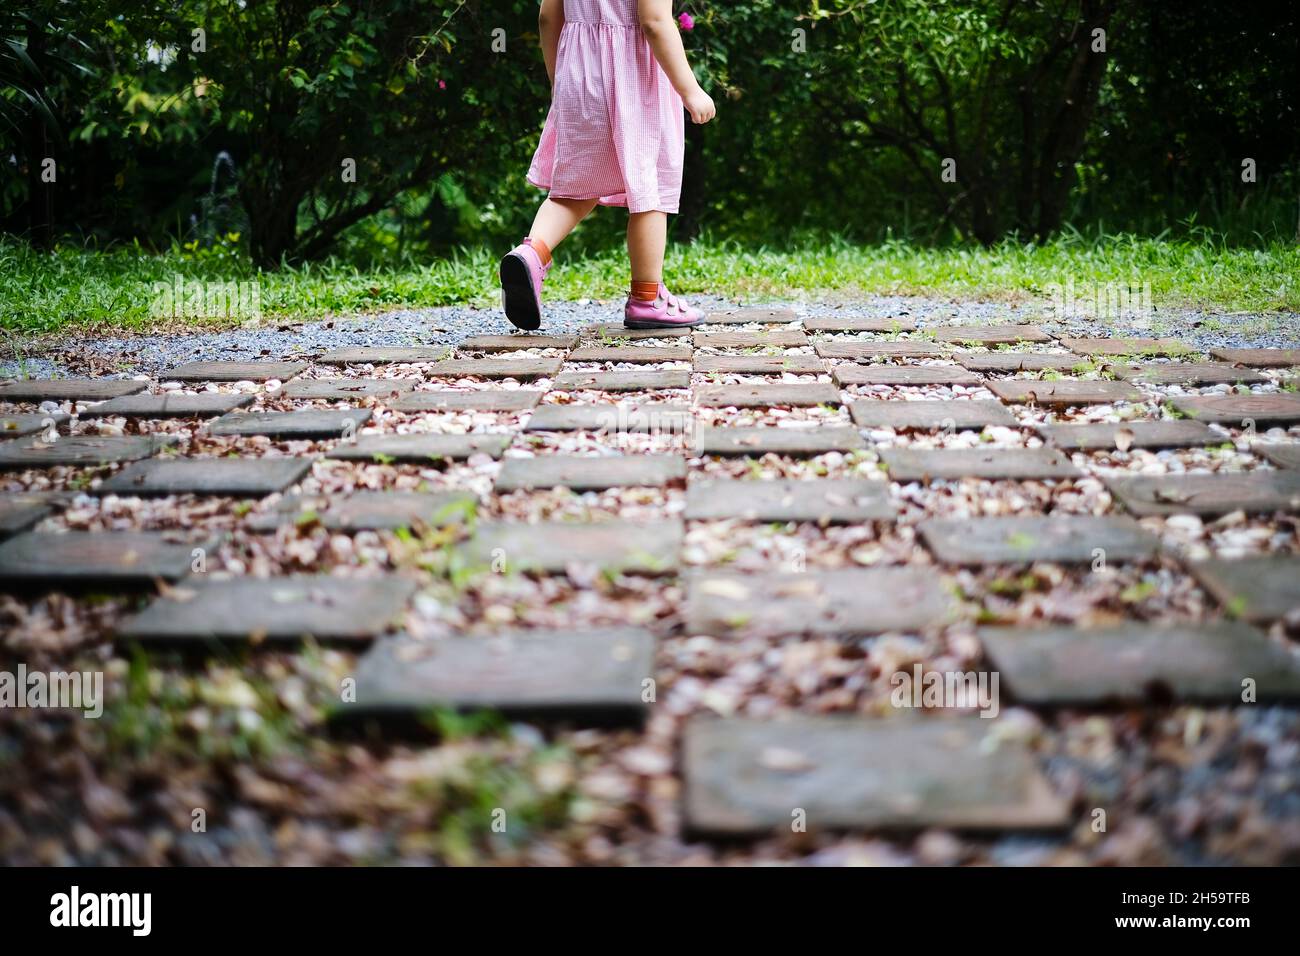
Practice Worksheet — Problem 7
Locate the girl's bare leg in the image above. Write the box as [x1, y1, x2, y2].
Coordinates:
[528, 197, 598, 253]
[627, 210, 668, 284]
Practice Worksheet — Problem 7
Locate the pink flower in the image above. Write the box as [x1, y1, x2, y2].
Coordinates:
[438, 79, 446, 90]
[678, 12, 694, 31]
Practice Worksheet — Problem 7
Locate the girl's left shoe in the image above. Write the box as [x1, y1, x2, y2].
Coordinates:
[499, 239, 550, 331]
[623, 283, 704, 329]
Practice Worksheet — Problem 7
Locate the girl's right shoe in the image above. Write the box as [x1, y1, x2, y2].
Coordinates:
[499, 239, 550, 331]
[623, 283, 703, 329]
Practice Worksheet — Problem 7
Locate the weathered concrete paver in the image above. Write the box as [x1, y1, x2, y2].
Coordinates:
[524, 403, 692, 433]
[850, 399, 1015, 430]
[1038, 420, 1221, 451]
[0, 530, 210, 587]
[987, 380, 1142, 406]
[696, 383, 842, 408]
[166, 361, 307, 382]
[1209, 347, 1300, 367]
[879, 447, 1081, 481]
[584, 323, 692, 341]
[1170, 394, 1300, 426]
[957, 352, 1086, 373]
[461, 521, 681, 575]
[101, 457, 312, 496]
[703, 307, 798, 325]
[1257, 443, 1300, 469]
[1, 413, 67, 438]
[209, 408, 371, 438]
[569, 345, 693, 364]
[803, 315, 917, 333]
[496, 454, 686, 492]
[696, 426, 865, 457]
[283, 378, 414, 400]
[327, 433, 511, 462]
[695, 330, 808, 349]
[1061, 337, 1195, 358]
[462, 334, 579, 351]
[0, 378, 145, 401]
[81, 392, 255, 418]
[1106, 471, 1300, 516]
[425, 358, 562, 380]
[833, 364, 980, 387]
[1110, 362, 1267, 386]
[694, 354, 826, 375]
[318, 346, 451, 365]
[920, 515, 1159, 565]
[682, 716, 1069, 836]
[390, 389, 542, 412]
[815, 339, 944, 360]
[1190, 557, 1300, 624]
[246, 491, 477, 533]
[556, 370, 690, 392]
[931, 324, 1051, 344]
[0, 434, 174, 470]
[685, 478, 894, 523]
[0, 493, 58, 537]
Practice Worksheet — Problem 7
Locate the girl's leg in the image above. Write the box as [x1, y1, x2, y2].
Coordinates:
[501, 196, 595, 331]
[627, 210, 668, 295]
[527, 197, 598, 262]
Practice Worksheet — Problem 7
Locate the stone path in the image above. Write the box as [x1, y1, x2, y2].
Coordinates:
[3, 305, 1299, 866]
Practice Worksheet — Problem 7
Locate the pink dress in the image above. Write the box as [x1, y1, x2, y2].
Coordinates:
[527, 0, 685, 214]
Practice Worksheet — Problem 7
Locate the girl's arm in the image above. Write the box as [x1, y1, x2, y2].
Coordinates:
[638, 0, 715, 123]
[539, 0, 564, 86]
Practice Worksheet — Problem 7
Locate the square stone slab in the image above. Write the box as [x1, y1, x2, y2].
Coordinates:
[0, 530, 211, 587]
[1190, 557, 1300, 624]
[461, 521, 681, 575]
[850, 400, 1016, 431]
[980, 621, 1300, 704]
[327, 433, 511, 462]
[525, 403, 693, 433]
[1105, 472, 1300, 516]
[696, 426, 865, 457]
[100, 457, 312, 496]
[1, 412, 67, 439]
[496, 454, 685, 492]
[1061, 337, 1195, 358]
[1038, 420, 1221, 451]
[461, 334, 578, 351]
[209, 408, 371, 438]
[318, 346, 451, 365]
[802, 315, 917, 333]
[425, 358, 561, 380]
[834, 365, 981, 387]
[0, 434, 174, 470]
[1258, 443, 1300, 469]
[695, 330, 808, 349]
[246, 491, 477, 533]
[556, 370, 690, 392]
[584, 324, 693, 341]
[815, 340, 944, 360]
[694, 354, 826, 375]
[1110, 362, 1267, 386]
[920, 515, 1158, 565]
[1170, 394, 1300, 426]
[685, 567, 955, 637]
[0, 378, 145, 402]
[685, 478, 894, 523]
[696, 383, 842, 408]
[879, 447, 1081, 482]
[345, 628, 655, 725]
[568, 345, 693, 364]
[1209, 347, 1300, 367]
[987, 379, 1142, 405]
[703, 307, 798, 325]
[81, 392, 256, 418]
[118, 574, 417, 645]
[282, 378, 415, 400]
[390, 390, 542, 412]
[682, 716, 1068, 836]
[165, 361, 307, 382]
[931, 324, 1051, 344]
[0, 493, 58, 537]
[956, 352, 1087, 373]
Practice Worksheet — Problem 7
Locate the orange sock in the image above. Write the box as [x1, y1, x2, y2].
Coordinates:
[630, 279, 659, 302]
[526, 236, 552, 266]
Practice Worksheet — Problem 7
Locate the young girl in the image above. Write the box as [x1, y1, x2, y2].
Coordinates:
[500, 0, 716, 331]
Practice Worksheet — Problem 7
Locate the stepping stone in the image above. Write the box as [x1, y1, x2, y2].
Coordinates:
[390, 389, 542, 412]
[318, 346, 450, 365]
[556, 370, 690, 392]
[979, 621, 1300, 704]
[0, 434, 174, 470]
[1, 412, 66, 439]
[0, 530, 210, 587]
[461, 334, 578, 351]
[695, 330, 807, 349]
[931, 324, 1051, 344]
[685, 478, 894, 523]
[425, 358, 561, 379]
[956, 352, 1086, 373]
[1105, 471, 1300, 516]
[345, 628, 655, 725]
[694, 354, 826, 375]
[0, 493, 61, 537]
[919, 515, 1158, 565]
[81, 392, 255, 418]
[697, 426, 865, 457]
[802, 315, 917, 333]
[327, 433, 511, 462]
[525, 403, 693, 433]
[815, 339, 944, 360]
[496, 454, 685, 492]
[0, 378, 145, 402]
[1258, 443, 1300, 469]
[118, 574, 417, 645]
[986, 379, 1142, 406]
[209, 408, 371, 438]
[850, 400, 1015, 431]
[834, 365, 981, 387]
[696, 383, 841, 408]
[879, 447, 1080, 482]
[1110, 362, 1267, 386]
[461, 521, 681, 575]
[1061, 337, 1194, 358]
[282, 378, 415, 400]
[568, 345, 693, 364]
[246, 490, 477, 533]
[1190, 556, 1300, 624]
[1209, 347, 1300, 368]
[1170, 394, 1300, 426]
[100, 457, 312, 496]
[1038, 420, 1221, 451]
[682, 716, 1068, 836]
[686, 567, 954, 637]
[165, 361, 307, 382]
[584, 323, 693, 341]
[703, 307, 797, 325]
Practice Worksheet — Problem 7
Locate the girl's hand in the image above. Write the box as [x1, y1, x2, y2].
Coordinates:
[683, 87, 716, 124]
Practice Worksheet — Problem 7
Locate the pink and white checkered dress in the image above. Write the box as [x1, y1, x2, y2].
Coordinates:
[526, 0, 685, 214]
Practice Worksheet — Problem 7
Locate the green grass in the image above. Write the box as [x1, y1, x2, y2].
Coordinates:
[3, 229, 1298, 335]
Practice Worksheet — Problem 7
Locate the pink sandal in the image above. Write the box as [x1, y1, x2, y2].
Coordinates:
[624, 283, 703, 329]
[499, 238, 550, 331]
